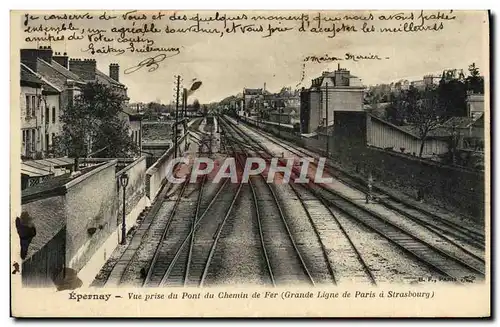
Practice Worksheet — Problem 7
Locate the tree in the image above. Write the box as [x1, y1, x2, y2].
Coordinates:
[193, 99, 201, 112]
[405, 87, 444, 157]
[465, 63, 484, 94]
[437, 77, 467, 118]
[53, 82, 138, 158]
[92, 117, 139, 157]
[385, 86, 418, 126]
[385, 93, 405, 125]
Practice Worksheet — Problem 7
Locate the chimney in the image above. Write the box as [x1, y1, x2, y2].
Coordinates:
[334, 67, 350, 87]
[53, 51, 69, 69]
[263, 82, 266, 92]
[109, 63, 119, 82]
[69, 58, 96, 81]
[20, 46, 53, 72]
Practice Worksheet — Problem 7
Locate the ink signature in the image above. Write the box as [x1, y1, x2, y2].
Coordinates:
[124, 53, 179, 75]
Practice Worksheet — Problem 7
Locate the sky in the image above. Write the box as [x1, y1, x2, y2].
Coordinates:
[16, 10, 489, 104]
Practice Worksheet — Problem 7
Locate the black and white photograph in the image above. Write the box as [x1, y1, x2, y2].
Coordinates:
[10, 9, 490, 317]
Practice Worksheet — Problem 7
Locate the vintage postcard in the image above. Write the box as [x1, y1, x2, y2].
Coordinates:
[10, 9, 490, 317]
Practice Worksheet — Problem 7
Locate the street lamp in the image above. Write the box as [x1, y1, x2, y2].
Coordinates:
[119, 172, 129, 245]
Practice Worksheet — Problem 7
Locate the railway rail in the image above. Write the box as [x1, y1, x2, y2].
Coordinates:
[238, 117, 486, 270]
[221, 119, 316, 286]
[142, 148, 242, 287]
[223, 116, 485, 283]
[235, 116, 485, 251]
[222, 117, 379, 285]
[223, 118, 378, 285]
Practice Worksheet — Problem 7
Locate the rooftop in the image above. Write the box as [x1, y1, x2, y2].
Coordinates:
[35, 58, 84, 90]
[49, 59, 84, 82]
[22, 164, 103, 204]
[21, 157, 75, 178]
[244, 88, 263, 95]
[96, 68, 124, 87]
[21, 63, 61, 94]
[20, 64, 43, 86]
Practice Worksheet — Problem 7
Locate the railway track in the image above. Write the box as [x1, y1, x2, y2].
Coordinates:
[143, 150, 243, 287]
[234, 116, 485, 251]
[222, 119, 316, 286]
[223, 118, 377, 285]
[142, 174, 196, 287]
[143, 177, 232, 286]
[224, 116, 485, 283]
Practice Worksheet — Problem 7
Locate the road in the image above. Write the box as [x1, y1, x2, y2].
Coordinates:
[94, 115, 485, 288]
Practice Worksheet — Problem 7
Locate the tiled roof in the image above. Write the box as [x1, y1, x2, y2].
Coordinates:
[21, 63, 61, 93]
[49, 59, 84, 82]
[370, 115, 421, 139]
[21, 157, 75, 177]
[122, 107, 143, 119]
[244, 88, 263, 95]
[20, 64, 43, 85]
[36, 58, 85, 91]
[96, 69, 123, 87]
[441, 117, 475, 129]
[473, 114, 484, 127]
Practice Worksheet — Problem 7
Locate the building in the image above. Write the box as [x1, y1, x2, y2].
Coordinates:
[20, 63, 63, 159]
[67, 59, 129, 104]
[467, 94, 484, 120]
[269, 107, 299, 125]
[367, 115, 449, 157]
[20, 47, 88, 159]
[21, 46, 141, 158]
[122, 109, 143, 151]
[300, 65, 365, 133]
[243, 88, 264, 115]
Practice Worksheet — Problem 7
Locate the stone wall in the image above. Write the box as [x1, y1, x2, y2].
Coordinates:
[364, 147, 485, 219]
[240, 113, 485, 219]
[146, 133, 190, 202]
[116, 156, 148, 235]
[330, 111, 485, 219]
[65, 160, 118, 271]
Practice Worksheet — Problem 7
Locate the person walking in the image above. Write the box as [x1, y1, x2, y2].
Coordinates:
[15, 211, 36, 260]
[366, 172, 374, 204]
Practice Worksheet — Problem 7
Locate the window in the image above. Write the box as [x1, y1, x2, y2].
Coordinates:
[51, 133, 55, 145]
[31, 129, 35, 152]
[45, 134, 49, 152]
[25, 96, 30, 117]
[52, 106, 56, 124]
[25, 130, 30, 155]
[31, 96, 36, 117]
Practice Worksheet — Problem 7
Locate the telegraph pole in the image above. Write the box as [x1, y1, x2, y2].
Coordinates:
[325, 82, 329, 156]
[174, 75, 181, 159]
[276, 102, 281, 137]
[183, 88, 187, 119]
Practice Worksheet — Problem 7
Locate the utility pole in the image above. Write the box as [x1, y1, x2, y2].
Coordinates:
[174, 75, 181, 159]
[276, 102, 281, 137]
[183, 88, 187, 119]
[325, 82, 329, 156]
